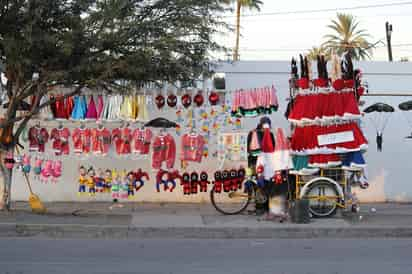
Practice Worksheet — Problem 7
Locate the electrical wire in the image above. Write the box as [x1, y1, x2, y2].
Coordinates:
[223, 1, 412, 18]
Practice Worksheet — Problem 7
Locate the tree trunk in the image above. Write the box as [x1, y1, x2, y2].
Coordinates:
[233, 0, 241, 61]
[0, 150, 12, 211]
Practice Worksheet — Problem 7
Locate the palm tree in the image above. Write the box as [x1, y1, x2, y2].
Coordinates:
[306, 46, 330, 61]
[232, 0, 263, 61]
[323, 13, 374, 60]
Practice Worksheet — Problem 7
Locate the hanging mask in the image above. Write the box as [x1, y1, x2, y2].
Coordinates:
[209, 91, 220, 106]
[194, 92, 204, 107]
[167, 94, 177, 108]
[155, 94, 165, 109]
[182, 94, 192, 108]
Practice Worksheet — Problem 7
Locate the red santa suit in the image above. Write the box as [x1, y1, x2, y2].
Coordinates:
[180, 133, 205, 162]
[91, 127, 111, 155]
[50, 127, 70, 155]
[152, 133, 176, 169]
[112, 127, 133, 155]
[28, 126, 49, 153]
[133, 128, 153, 155]
[72, 128, 92, 155]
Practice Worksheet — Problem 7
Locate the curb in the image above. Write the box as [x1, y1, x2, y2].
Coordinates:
[1, 223, 412, 239]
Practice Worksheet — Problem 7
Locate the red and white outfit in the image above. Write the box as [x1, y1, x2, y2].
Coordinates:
[72, 128, 92, 155]
[133, 128, 153, 155]
[28, 126, 49, 153]
[50, 127, 70, 156]
[112, 127, 133, 155]
[180, 133, 205, 163]
[152, 134, 176, 169]
[91, 127, 111, 155]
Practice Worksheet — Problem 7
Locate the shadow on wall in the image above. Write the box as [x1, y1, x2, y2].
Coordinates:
[354, 168, 386, 203]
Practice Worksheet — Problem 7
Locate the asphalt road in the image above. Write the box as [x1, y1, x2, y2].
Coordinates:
[1, 238, 411, 274]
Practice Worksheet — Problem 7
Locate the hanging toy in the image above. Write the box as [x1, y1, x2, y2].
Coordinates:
[213, 171, 223, 193]
[14, 154, 22, 171]
[95, 169, 105, 193]
[237, 168, 246, 190]
[33, 158, 43, 180]
[190, 172, 199, 195]
[256, 165, 266, 188]
[120, 170, 129, 199]
[181, 94, 192, 109]
[167, 170, 181, 192]
[176, 109, 184, 123]
[111, 169, 121, 201]
[229, 169, 238, 191]
[126, 171, 136, 199]
[175, 124, 182, 136]
[199, 109, 208, 120]
[78, 166, 88, 195]
[222, 170, 231, 192]
[273, 170, 283, 185]
[4, 152, 15, 170]
[51, 160, 62, 183]
[199, 172, 210, 193]
[87, 167, 96, 196]
[104, 169, 112, 193]
[134, 168, 149, 192]
[181, 172, 191, 195]
[156, 169, 168, 192]
[209, 91, 220, 106]
[210, 108, 218, 118]
[22, 155, 31, 174]
[194, 91, 204, 107]
[41, 160, 53, 183]
[155, 94, 165, 110]
[167, 94, 177, 108]
[234, 118, 242, 130]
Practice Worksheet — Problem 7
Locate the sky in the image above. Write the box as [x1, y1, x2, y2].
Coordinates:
[215, 0, 412, 61]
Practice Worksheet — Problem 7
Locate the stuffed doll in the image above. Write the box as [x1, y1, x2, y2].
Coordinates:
[87, 167, 96, 196]
[156, 169, 168, 192]
[166, 170, 180, 192]
[273, 170, 283, 185]
[41, 160, 53, 183]
[120, 170, 129, 199]
[33, 158, 43, 180]
[51, 160, 62, 183]
[78, 166, 88, 194]
[190, 172, 199, 194]
[95, 169, 105, 193]
[199, 171, 209, 193]
[111, 169, 121, 201]
[181, 172, 191, 195]
[256, 165, 265, 188]
[104, 169, 112, 193]
[213, 171, 223, 193]
[229, 169, 238, 191]
[4, 152, 15, 170]
[22, 155, 31, 175]
[134, 168, 149, 192]
[126, 171, 137, 199]
[237, 168, 246, 190]
[222, 170, 231, 192]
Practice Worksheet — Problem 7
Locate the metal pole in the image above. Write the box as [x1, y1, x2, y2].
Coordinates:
[385, 22, 393, 62]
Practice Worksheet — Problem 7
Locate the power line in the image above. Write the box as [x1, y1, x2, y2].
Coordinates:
[223, 1, 412, 18]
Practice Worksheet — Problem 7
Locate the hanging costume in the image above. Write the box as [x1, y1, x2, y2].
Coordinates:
[152, 133, 176, 169]
[112, 127, 133, 155]
[91, 127, 111, 155]
[85, 96, 98, 120]
[133, 128, 153, 155]
[50, 127, 71, 156]
[180, 133, 205, 163]
[28, 126, 49, 153]
[72, 128, 92, 155]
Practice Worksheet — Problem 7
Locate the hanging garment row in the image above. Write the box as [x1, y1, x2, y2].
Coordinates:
[231, 86, 279, 117]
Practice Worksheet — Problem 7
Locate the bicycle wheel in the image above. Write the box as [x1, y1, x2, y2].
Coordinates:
[301, 178, 340, 217]
[210, 181, 254, 215]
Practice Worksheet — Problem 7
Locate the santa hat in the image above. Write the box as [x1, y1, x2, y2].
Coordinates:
[261, 128, 275, 153]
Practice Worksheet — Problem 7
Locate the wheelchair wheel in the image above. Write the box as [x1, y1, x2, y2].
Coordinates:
[210, 181, 254, 215]
[300, 178, 341, 217]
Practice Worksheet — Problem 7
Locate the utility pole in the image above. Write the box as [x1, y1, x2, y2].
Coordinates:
[385, 22, 393, 62]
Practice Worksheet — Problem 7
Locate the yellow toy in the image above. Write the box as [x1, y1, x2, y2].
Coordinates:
[78, 166, 88, 195]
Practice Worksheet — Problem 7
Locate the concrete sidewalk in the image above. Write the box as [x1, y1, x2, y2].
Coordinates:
[0, 202, 412, 239]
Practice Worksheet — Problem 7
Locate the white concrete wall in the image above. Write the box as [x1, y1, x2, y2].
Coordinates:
[10, 60, 412, 203]
[216, 60, 412, 202]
